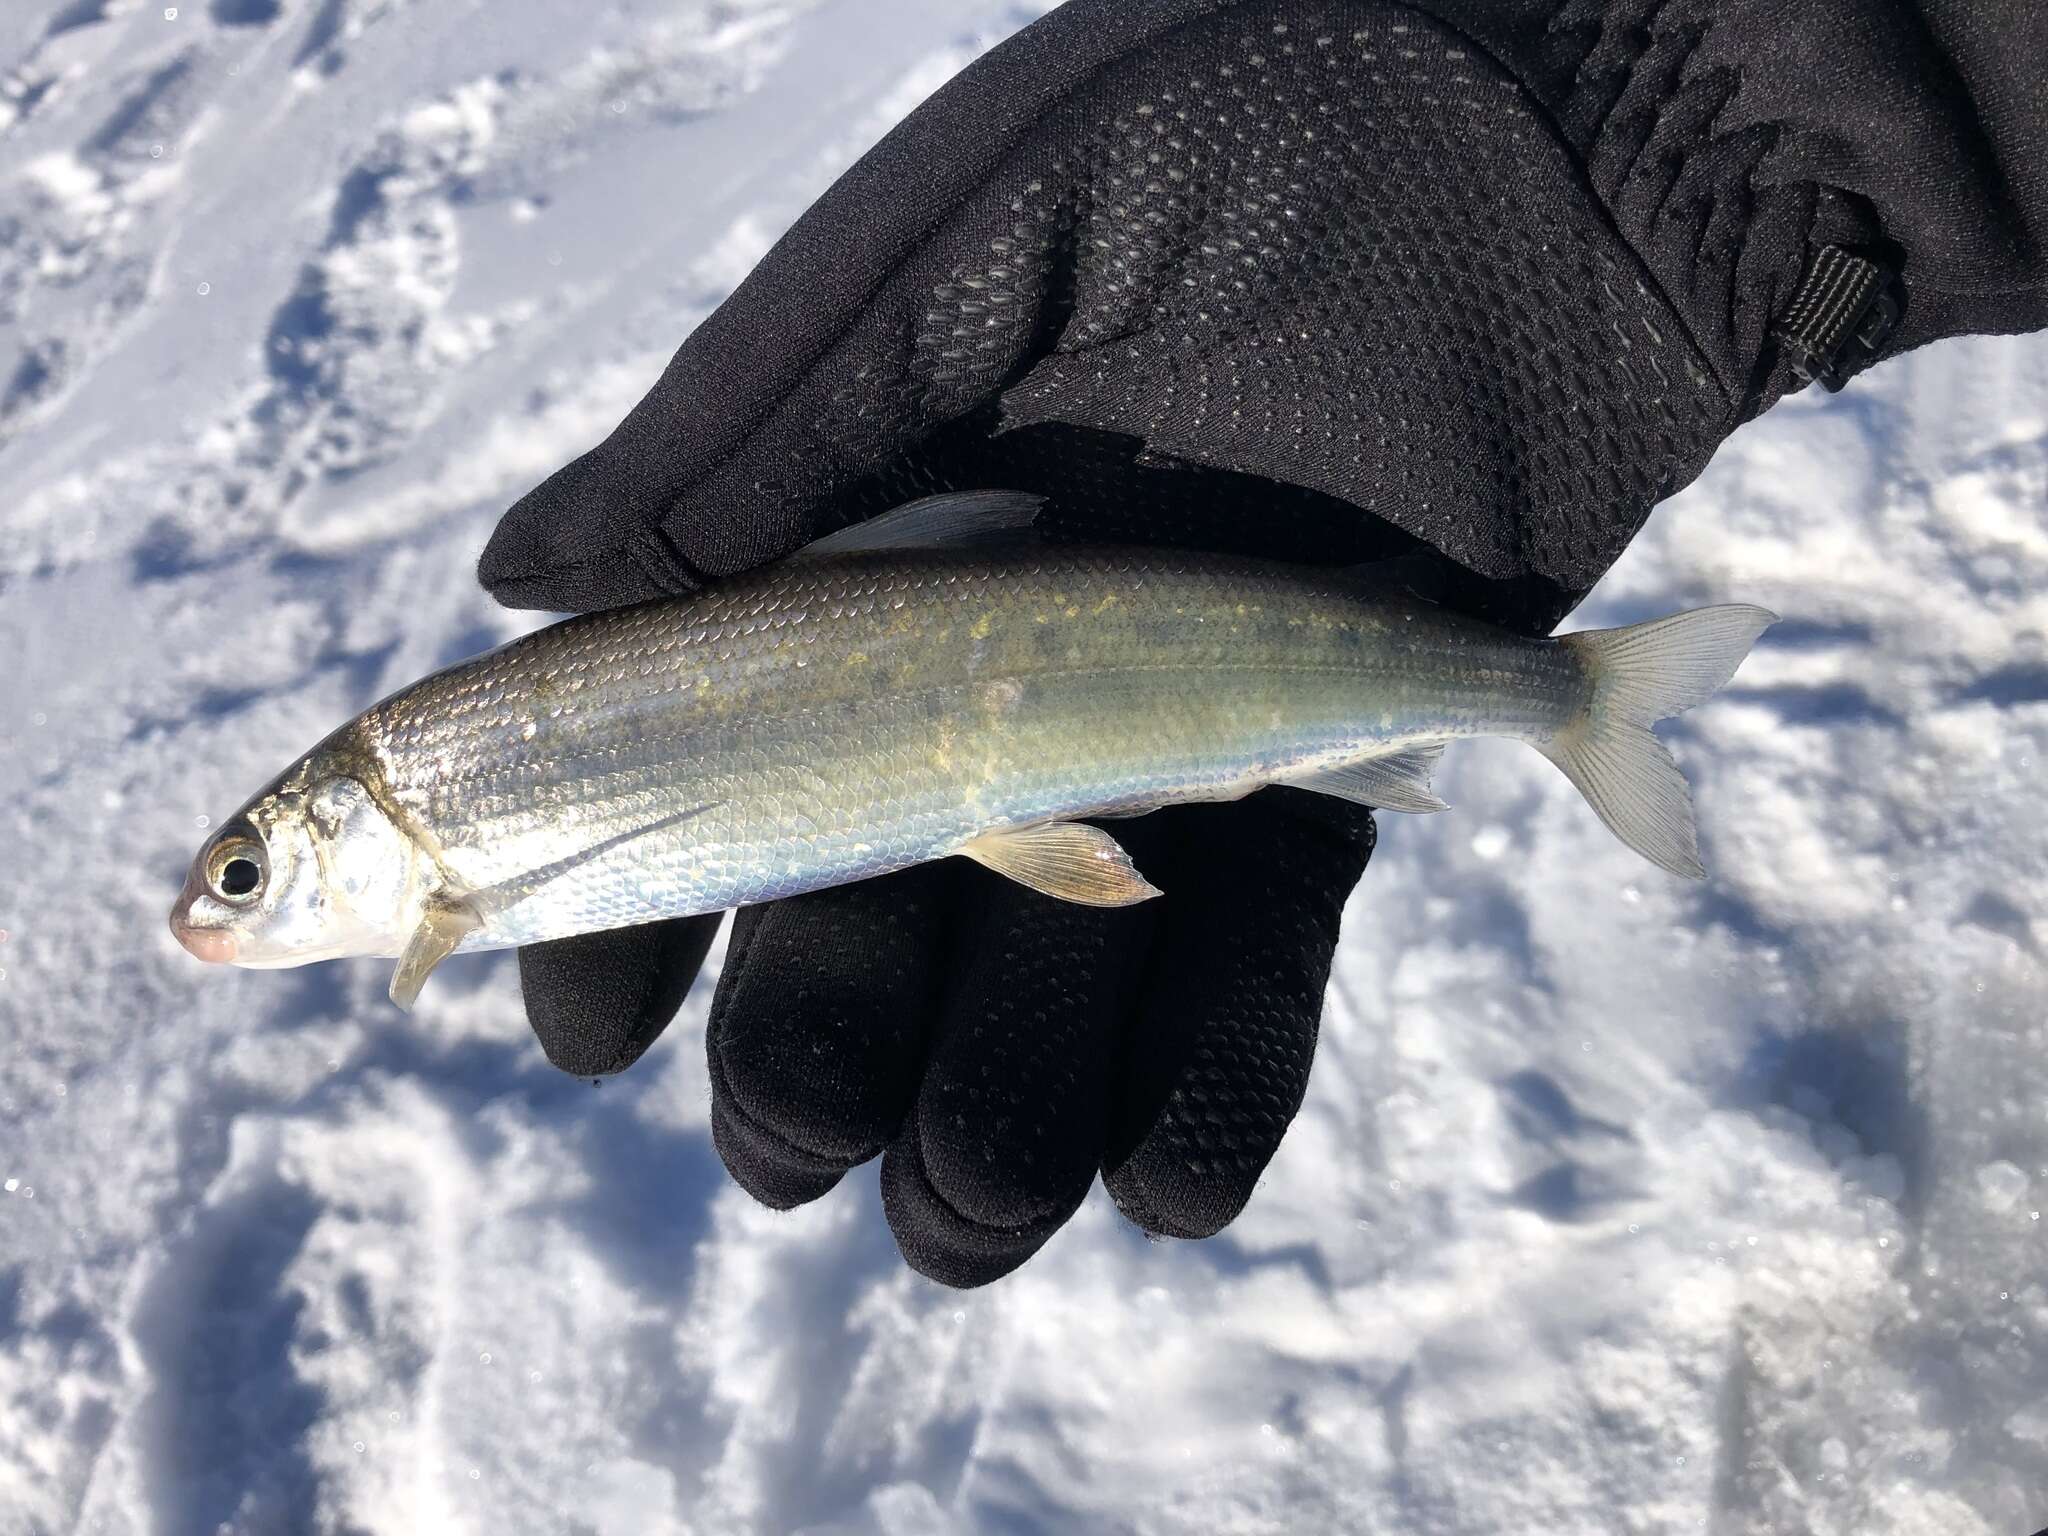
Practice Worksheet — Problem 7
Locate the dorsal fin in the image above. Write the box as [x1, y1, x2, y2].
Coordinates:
[797, 491, 1046, 557]
[1343, 552, 1452, 605]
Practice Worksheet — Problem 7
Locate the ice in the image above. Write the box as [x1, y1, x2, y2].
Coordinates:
[0, 0, 2044, 1532]
[1976, 1160, 2030, 1213]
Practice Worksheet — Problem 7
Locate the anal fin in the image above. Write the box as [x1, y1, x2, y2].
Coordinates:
[959, 822, 1162, 906]
[389, 900, 482, 1012]
[1288, 743, 1450, 814]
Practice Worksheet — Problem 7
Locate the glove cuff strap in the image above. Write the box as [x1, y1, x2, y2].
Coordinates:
[1773, 246, 1903, 392]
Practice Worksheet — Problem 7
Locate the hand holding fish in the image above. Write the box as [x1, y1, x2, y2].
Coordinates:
[175, 0, 2026, 1286]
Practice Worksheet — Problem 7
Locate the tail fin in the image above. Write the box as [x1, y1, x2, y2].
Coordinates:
[1538, 605, 1777, 878]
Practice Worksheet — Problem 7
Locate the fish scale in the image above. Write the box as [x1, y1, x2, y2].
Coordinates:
[352, 545, 1573, 951]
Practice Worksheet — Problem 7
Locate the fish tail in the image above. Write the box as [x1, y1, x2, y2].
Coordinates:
[1538, 605, 1778, 878]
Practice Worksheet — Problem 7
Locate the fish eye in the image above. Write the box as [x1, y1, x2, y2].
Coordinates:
[206, 838, 268, 903]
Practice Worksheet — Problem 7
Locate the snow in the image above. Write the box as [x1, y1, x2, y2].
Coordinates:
[2, 1, 2045, 1532]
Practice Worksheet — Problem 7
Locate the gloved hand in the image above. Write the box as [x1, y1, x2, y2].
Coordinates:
[480, 0, 2046, 1285]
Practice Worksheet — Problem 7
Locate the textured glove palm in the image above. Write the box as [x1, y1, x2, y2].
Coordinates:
[481, 0, 2046, 1285]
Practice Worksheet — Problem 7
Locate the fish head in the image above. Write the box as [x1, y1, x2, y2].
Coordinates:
[171, 755, 416, 970]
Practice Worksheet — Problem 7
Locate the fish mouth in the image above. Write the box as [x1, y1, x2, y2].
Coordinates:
[170, 908, 238, 964]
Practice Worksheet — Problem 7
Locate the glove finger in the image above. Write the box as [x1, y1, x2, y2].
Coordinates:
[474, 0, 1177, 615]
[879, 848, 1161, 1288]
[706, 864, 956, 1211]
[516, 914, 721, 1077]
[1103, 791, 1377, 1239]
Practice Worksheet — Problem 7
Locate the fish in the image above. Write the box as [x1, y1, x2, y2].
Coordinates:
[169, 491, 1776, 1008]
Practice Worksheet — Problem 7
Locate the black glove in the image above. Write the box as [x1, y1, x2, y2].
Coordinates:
[482, 0, 2046, 1286]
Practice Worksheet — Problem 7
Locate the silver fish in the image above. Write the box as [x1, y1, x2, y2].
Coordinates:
[170, 492, 1775, 1007]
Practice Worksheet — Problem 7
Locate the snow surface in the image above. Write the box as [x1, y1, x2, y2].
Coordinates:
[2, 2, 2046, 1533]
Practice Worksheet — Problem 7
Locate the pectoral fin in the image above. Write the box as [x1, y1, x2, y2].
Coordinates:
[473, 801, 720, 909]
[389, 900, 481, 1012]
[1287, 743, 1450, 814]
[959, 822, 1162, 906]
